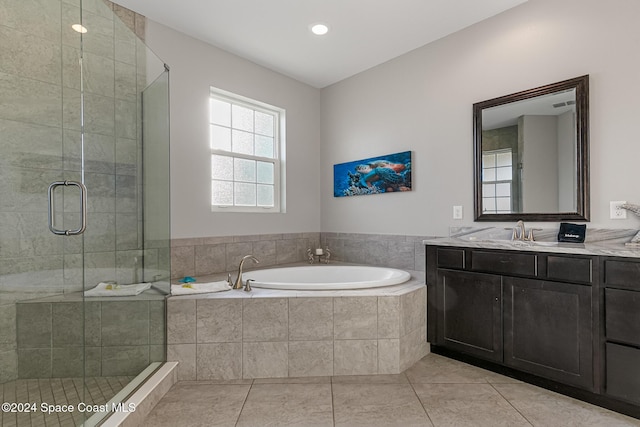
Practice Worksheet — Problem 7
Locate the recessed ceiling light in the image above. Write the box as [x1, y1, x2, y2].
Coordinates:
[310, 23, 329, 36]
[72, 24, 88, 34]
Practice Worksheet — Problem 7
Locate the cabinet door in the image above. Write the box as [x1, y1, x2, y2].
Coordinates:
[606, 342, 640, 404]
[437, 270, 502, 362]
[504, 277, 593, 390]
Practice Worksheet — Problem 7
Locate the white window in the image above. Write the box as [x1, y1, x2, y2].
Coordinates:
[209, 87, 285, 213]
[482, 149, 512, 214]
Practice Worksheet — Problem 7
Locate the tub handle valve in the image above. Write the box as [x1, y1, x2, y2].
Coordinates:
[306, 247, 331, 264]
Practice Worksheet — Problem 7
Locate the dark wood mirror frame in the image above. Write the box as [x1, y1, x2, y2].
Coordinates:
[473, 75, 590, 222]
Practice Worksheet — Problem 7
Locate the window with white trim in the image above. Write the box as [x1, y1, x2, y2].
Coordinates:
[482, 149, 512, 214]
[209, 87, 285, 213]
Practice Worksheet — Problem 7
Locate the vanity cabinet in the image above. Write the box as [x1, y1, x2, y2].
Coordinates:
[437, 270, 502, 362]
[426, 245, 596, 390]
[603, 258, 640, 405]
[503, 276, 593, 389]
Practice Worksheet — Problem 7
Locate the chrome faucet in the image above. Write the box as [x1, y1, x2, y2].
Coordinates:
[233, 255, 259, 289]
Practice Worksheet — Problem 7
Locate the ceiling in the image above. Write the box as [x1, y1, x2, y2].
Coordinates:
[114, 0, 528, 89]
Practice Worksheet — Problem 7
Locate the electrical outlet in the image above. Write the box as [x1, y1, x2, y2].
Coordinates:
[453, 205, 463, 220]
[610, 201, 627, 219]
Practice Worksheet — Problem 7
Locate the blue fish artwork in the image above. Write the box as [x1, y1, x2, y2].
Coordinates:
[333, 151, 412, 197]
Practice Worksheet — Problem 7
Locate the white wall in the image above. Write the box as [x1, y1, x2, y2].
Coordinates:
[557, 110, 576, 212]
[521, 115, 558, 212]
[145, 22, 322, 238]
[320, 0, 640, 236]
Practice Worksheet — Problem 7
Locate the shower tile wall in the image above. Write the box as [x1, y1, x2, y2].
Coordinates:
[15, 299, 165, 378]
[0, 0, 149, 382]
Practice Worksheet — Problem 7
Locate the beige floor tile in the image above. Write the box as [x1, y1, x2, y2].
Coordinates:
[138, 355, 640, 427]
[413, 383, 531, 426]
[140, 383, 250, 427]
[332, 382, 432, 426]
[405, 353, 518, 384]
[179, 379, 254, 385]
[236, 383, 333, 427]
[253, 376, 331, 384]
[332, 373, 409, 384]
[493, 383, 640, 427]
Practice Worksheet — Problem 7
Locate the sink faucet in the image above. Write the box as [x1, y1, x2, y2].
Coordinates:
[512, 220, 535, 241]
[233, 255, 259, 289]
[514, 220, 526, 240]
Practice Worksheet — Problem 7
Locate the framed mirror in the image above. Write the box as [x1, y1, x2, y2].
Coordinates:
[473, 75, 589, 221]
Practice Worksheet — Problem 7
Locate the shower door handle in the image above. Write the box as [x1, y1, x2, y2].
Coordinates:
[47, 180, 87, 236]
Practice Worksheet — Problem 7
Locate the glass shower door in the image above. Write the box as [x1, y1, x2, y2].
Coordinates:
[77, 1, 170, 425]
[0, 0, 90, 425]
[1, 0, 170, 425]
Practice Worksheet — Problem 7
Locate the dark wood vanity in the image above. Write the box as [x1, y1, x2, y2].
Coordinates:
[426, 244, 640, 418]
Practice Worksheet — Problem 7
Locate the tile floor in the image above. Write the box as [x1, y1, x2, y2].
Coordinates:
[0, 376, 133, 426]
[141, 353, 640, 427]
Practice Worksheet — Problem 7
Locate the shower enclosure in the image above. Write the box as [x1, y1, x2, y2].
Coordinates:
[0, 0, 170, 425]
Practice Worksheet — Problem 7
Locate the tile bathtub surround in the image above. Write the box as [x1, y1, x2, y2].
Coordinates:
[170, 233, 321, 279]
[170, 232, 434, 279]
[321, 232, 436, 272]
[166, 285, 428, 380]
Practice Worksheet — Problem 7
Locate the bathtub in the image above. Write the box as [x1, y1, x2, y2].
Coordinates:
[241, 265, 411, 290]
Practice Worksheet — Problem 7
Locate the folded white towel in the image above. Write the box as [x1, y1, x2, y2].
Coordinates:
[171, 280, 231, 295]
[84, 282, 151, 297]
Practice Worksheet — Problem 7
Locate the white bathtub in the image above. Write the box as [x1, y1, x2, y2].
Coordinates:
[241, 265, 411, 290]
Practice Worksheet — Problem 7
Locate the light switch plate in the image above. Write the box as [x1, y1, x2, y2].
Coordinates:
[453, 205, 463, 220]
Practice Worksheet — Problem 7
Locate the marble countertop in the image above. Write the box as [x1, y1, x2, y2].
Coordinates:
[422, 237, 640, 258]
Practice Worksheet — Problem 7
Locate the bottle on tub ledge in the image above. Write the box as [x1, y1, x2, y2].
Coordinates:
[306, 247, 331, 264]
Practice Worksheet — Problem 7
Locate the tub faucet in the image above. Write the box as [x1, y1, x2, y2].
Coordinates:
[233, 255, 259, 289]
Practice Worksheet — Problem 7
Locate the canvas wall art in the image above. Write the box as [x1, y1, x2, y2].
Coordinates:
[333, 151, 412, 197]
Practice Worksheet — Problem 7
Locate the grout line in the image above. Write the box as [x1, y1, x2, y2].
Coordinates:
[330, 380, 336, 427]
[407, 380, 435, 427]
[489, 383, 535, 426]
[234, 380, 253, 427]
[332, 297, 336, 376]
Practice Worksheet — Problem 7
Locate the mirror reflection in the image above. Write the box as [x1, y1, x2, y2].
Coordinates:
[473, 75, 589, 222]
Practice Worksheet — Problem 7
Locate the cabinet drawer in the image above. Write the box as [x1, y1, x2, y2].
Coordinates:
[437, 248, 465, 269]
[605, 260, 640, 290]
[606, 288, 640, 346]
[547, 256, 592, 284]
[471, 250, 536, 276]
[606, 342, 640, 404]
